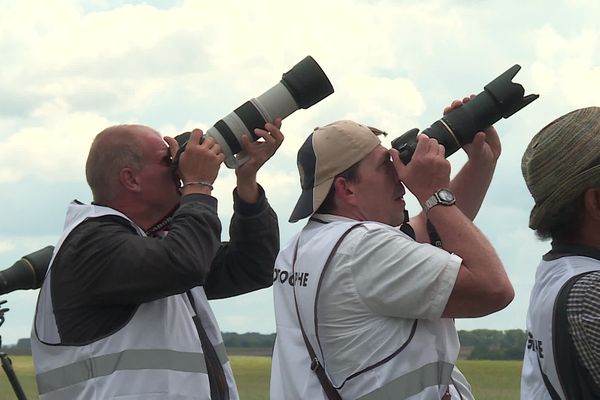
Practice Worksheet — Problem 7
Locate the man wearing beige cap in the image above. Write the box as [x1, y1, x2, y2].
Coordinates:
[520, 107, 600, 400]
[270, 100, 514, 399]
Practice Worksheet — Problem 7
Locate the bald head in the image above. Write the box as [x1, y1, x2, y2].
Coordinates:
[85, 124, 160, 204]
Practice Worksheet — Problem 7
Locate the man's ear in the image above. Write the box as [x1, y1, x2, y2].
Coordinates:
[120, 167, 141, 192]
[584, 187, 600, 221]
[333, 177, 357, 206]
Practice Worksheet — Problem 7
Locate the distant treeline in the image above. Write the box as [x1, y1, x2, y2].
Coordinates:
[6, 329, 528, 360]
[223, 329, 528, 360]
[459, 329, 528, 360]
[222, 332, 276, 349]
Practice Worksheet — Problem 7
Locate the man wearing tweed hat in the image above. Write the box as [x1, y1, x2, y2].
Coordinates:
[521, 107, 600, 400]
[271, 98, 515, 400]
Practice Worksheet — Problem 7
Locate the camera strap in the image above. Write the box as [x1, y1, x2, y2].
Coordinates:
[427, 219, 443, 248]
[291, 226, 360, 400]
[399, 210, 416, 240]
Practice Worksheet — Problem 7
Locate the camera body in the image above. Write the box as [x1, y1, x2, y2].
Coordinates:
[391, 64, 539, 164]
[173, 56, 334, 171]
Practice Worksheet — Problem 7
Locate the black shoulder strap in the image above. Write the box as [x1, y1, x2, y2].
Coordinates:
[533, 335, 562, 400]
[552, 272, 600, 400]
[426, 219, 442, 248]
[186, 291, 230, 400]
[291, 224, 363, 400]
[399, 210, 416, 240]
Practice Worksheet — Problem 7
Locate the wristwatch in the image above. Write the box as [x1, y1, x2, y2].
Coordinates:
[423, 189, 456, 213]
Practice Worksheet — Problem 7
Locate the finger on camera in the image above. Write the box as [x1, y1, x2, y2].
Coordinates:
[263, 128, 282, 146]
[210, 142, 222, 155]
[252, 129, 271, 143]
[414, 134, 431, 153]
[189, 128, 204, 144]
[164, 136, 179, 156]
[201, 136, 217, 148]
[438, 143, 445, 156]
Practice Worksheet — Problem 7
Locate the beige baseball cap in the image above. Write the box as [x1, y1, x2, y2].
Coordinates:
[521, 106, 600, 230]
[289, 120, 382, 223]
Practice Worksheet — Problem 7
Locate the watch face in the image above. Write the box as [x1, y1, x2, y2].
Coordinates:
[438, 189, 454, 202]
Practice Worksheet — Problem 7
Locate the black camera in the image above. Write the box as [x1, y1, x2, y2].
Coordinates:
[391, 64, 539, 164]
[173, 55, 334, 170]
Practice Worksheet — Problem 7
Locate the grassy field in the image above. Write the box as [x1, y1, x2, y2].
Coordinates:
[0, 355, 521, 399]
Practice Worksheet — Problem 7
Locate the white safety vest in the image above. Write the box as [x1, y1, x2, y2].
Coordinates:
[521, 255, 600, 399]
[271, 219, 471, 400]
[31, 201, 238, 400]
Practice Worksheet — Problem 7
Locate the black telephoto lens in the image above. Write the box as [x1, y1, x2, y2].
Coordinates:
[0, 246, 54, 295]
[391, 64, 539, 164]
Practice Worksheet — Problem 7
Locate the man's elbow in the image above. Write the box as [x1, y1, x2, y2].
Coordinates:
[256, 268, 275, 289]
[485, 282, 515, 314]
[249, 259, 276, 289]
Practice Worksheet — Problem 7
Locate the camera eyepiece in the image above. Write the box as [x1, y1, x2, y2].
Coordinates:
[391, 64, 539, 164]
[172, 56, 334, 172]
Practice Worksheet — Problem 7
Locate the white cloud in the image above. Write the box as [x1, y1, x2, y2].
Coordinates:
[0, 240, 15, 253]
[0, 100, 112, 182]
[336, 74, 425, 132]
[530, 24, 600, 108]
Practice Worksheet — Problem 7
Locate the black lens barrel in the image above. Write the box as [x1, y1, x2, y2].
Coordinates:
[0, 246, 53, 295]
[435, 93, 502, 152]
[392, 64, 539, 164]
[281, 56, 334, 109]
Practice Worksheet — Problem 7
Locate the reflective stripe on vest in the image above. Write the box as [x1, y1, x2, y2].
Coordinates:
[358, 361, 455, 400]
[37, 344, 229, 394]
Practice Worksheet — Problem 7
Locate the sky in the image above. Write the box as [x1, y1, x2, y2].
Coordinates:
[0, 0, 599, 345]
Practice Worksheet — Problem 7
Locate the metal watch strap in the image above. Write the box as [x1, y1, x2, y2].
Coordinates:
[423, 195, 439, 212]
[423, 189, 455, 213]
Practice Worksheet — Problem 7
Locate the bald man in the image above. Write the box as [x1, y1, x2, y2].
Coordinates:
[31, 121, 283, 400]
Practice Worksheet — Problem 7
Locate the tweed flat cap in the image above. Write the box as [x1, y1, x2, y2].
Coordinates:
[522, 106, 600, 229]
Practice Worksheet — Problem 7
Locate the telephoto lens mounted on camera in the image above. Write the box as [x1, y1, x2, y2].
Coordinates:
[391, 64, 539, 164]
[172, 55, 335, 173]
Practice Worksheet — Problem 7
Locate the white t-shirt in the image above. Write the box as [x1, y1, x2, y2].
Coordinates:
[314, 214, 462, 384]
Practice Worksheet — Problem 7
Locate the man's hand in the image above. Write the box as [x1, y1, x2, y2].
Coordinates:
[445, 96, 502, 165]
[235, 118, 284, 203]
[165, 129, 225, 195]
[391, 134, 451, 204]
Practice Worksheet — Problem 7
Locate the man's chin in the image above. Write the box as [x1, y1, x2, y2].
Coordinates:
[392, 206, 407, 226]
[395, 198, 406, 209]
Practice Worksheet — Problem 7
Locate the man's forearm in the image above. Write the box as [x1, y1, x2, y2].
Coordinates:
[204, 201, 279, 299]
[449, 160, 496, 220]
[81, 199, 222, 305]
[235, 175, 259, 204]
[427, 204, 513, 318]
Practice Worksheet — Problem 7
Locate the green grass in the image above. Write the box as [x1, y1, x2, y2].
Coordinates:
[230, 356, 271, 400]
[457, 359, 522, 400]
[1, 355, 521, 399]
[0, 354, 37, 400]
